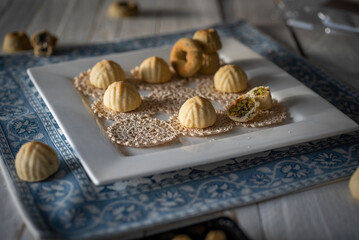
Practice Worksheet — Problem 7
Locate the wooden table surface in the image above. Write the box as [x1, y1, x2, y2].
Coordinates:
[1, 0, 359, 239]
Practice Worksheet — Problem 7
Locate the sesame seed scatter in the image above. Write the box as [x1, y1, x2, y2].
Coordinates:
[74, 67, 287, 148]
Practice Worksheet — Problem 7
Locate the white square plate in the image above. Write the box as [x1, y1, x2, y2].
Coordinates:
[27, 38, 359, 185]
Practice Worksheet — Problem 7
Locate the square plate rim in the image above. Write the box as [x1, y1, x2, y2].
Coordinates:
[27, 38, 359, 185]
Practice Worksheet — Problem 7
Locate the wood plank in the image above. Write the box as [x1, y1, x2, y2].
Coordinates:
[116, 0, 160, 40]
[88, 0, 120, 43]
[0, 0, 43, 49]
[0, 0, 12, 17]
[222, 0, 283, 25]
[233, 204, 264, 240]
[1, 1, 358, 240]
[259, 180, 359, 240]
[88, 0, 222, 42]
[221, 0, 299, 53]
[58, 0, 103, 44]
[93, 0, 222, 41]
[25, 0, 71, 39]
[20, 227, 34, 240]
[158, 0, 222, 34]
[0, 173, 29, 240]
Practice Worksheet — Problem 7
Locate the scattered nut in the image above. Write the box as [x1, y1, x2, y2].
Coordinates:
[30, 30, 57, 56]
[2, 31, 32, 53]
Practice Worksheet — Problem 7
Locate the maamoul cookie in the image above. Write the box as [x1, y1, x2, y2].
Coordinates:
[178, 96, 216, 128]
[193, 28, 222, 53]
[170, 38, 202, 77]
[139, 56, 172, 83]
[74, 70, 105, 98]
[172, 234, 192, 240]
[2, 31, 32, 53]
[30, 30, 57, 56]
[349, 167, 359, 200]
[15, 141, 60, 182]
[92, 96, 156, 121]
[227, 95, 259, 122]
[169, 111, 234, 137]
[199, 52, 220, 75]
[103, 81, 141, 112]
[214, 64, 248, 93]
[248, 86, 273, 110]
[89, 59, 126, 89]
[108, 1, 139, 18]
[205, 230, 227, 240]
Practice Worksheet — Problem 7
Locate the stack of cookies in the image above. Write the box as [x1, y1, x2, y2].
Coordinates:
[193, 28, 222, 75]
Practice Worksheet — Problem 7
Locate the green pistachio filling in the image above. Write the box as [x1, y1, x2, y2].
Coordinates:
[253, 87, 266, 96]
[229, 98, 255, 117]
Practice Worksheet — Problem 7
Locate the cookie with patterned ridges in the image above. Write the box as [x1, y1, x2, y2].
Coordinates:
[91, 97, 156, 121]
[15, 141, 60, 182]
[214, 64, 248, 93]
[192, 75, 242, 105]
[89, 59, 126, 89]
[169, 111, 234, 137]
[130, 66, 187, 91]
[178, 96, 216, 129]
[139, 56, 172, 83]
[103, 81, 141, 112]
[74, 70, 105, 98]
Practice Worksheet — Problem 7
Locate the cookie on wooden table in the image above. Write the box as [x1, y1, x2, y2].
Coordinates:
[2, 31, 32, 53]
[108, 1, 139, 18]
[30, 30, 57, 56]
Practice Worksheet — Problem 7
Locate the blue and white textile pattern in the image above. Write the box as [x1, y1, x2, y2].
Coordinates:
[0, 21, 358, 239]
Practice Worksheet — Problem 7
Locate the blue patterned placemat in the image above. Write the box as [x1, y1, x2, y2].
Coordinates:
[0, 21, 359, 239]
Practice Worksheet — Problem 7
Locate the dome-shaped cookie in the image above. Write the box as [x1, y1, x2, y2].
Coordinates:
[199, 52, 220, 74]
[15, 141, 60, 182]
[172, 234, 192, 240]
[193, 28, 222, 53]
[205, 230, 227, 240]
[89, 59, 126, 89]
[108, 1, 139, 18]
[349, 167, 359, 200]
[214, 65, 248, 93]
[30, 30, 57, 56]
[103, 81, 141, 112]
[178, 96, 216, 128]
[139, 56, 172, 83]
[2, 31, 32, 53]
